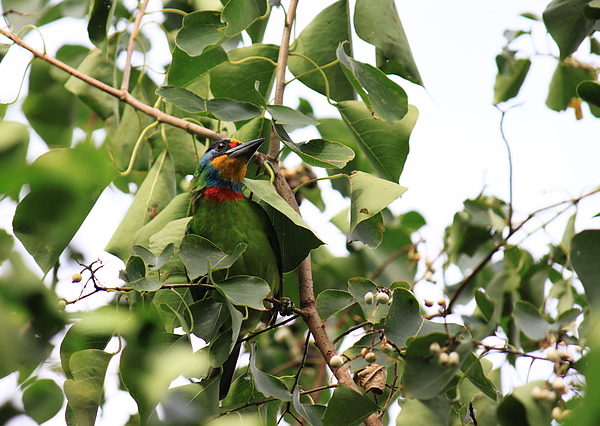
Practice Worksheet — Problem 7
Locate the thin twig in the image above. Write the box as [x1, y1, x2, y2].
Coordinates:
[446, 186, 600, 312]
[0, 26, 224, 141]
[121, 0, 149, 92]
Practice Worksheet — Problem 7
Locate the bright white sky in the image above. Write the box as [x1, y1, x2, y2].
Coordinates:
[0, 0, 599, 424]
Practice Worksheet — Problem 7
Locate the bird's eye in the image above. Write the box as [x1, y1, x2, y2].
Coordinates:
[216, 141, 227, 151]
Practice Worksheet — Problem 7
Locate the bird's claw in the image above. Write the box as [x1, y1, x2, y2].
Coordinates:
[279, 297, 295, 316]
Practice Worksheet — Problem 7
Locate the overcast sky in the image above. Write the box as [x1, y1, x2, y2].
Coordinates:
[1, 1, 599, 424]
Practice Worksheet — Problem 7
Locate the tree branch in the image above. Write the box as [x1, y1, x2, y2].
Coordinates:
[0, 26, 224, 141]
[120, 0, 149, 93]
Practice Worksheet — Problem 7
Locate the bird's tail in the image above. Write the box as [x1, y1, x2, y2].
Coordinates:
[207, 341, 242, 400]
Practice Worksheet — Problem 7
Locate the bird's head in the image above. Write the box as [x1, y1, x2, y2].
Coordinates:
[191, 138, 265, 201]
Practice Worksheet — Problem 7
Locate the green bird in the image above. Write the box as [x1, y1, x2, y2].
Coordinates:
[186, 137, 282, 399]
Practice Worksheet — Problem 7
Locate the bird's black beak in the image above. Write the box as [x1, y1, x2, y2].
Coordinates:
[226, 138, 265, 162]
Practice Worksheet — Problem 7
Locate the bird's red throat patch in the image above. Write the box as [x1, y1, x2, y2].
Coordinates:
[203, 186, 244, 202]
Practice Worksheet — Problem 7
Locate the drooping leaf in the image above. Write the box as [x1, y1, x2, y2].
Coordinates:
[336, 43, 408, 123]
[403, 334, 473, 399]
[461, 353, 499, 402]
[514, 300, 550, 340]
[546, 61, 596, 111]
[167, 46, 227, 87]
[214, 276, 270, 310]
[347, 277, 389, 324]
[23, 379, 63, 424]
[13, 145, 115, 274]
[87, 0, 114, 47]
[288, 0, 354, 101]
[249, 343, 291, 401]
[221, 0, 261, 37]
[497, 381, 553, 426]
[267, 104, 319, 126]
[210, 43, 279, 106]
[292, 387, 325, 426]
[0, 121, 29, 199]
[243, 178, 323, 271]
[22, 58, 77, 148]
[543, 0, 596, 61]
[571, 230, 600, 307]
[156, 86, 262, 122]
[493, 53, 531, 104]
[317, 289, 355, 320]
[349, 171, 407, 238]
[176, 10, 228, 56]
[384, 288, 466, 348]
[578, 80, 600, 108]
[354, 0, 423, 86]
[187, 298, 230, 343]
[64, 47, 116, 120]
[163, 378, 220, 425]
[396, 396, 451, 425]
[337, 100, 417, 182]
[106, 151, 176, 261]
[322, 385, 378, 426]
[274, 123, 355, 169]
[349, 211, 385, 248]
[64, 349, 113, 426]
[179, 234, 247, 280]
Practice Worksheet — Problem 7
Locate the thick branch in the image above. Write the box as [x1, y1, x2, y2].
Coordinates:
[0, 26, 224, 141]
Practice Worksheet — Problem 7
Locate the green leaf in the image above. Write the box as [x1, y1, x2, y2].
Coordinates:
[546, 61, 596, 111]
[0, 121, 29, 199]
[221, 0, 260, 37]
[461, 353, 499, 402]
[176, 10, 228, 56]
[349, 171, 407, 234]
[514, 300, 550, 340]
[249, 343, 292, 401]
[396, 396, 451, 425]
[543, 0, 596, 61]
[121, 255, 146, 284]
[337, 100, 417, 182]
[167, 46, 227, 87]
[354, 0, 423, 86]
[267, 104, 319, 126]
[336, 43, 408, 123]
[133, 243, 174, 270]
[317, 289, 355, 320]
[403, 334, 473, 399]
[274, 124, 355, 169]
[384, 288, 465, 348]
[64, 349, 113, 426]
[214, 276, 270, 310]
[163, 379, 220, 424]
[179, 234, 247, 280]
[288, 0, 354, 101]
[87, 0, 114, 47]
[23, 379, 63, 424]
[292, 387, 325, 426]
[188, 298, 230, 342]
[13, 145, 115, 274]
[497, 381, 553, 426]
[322, 385, 378, 426]
[571, 230, 600, 307]
[493, 55, 531, 104]
[349, 211, 385, 248]
[22, 58, 76, 148]
[347, 277, 389, 324]
[156, 86, 262, 121]
[578, 80, 600, 108]
[64, 47, 116, 120]
[243, 178, 323, 271]
[133, 193, 191, 249]
[106, 151, 176, 261]
[130, 277, 163, 292]
[210, 43, 279, 107]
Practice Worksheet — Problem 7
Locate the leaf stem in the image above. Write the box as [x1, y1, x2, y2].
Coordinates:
[121, 0, 149, 93]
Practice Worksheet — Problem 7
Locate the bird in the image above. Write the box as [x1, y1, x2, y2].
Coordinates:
[186, 137, 282, 399]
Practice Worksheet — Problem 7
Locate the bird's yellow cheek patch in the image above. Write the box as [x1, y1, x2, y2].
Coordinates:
[212, 155, 247, 182]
